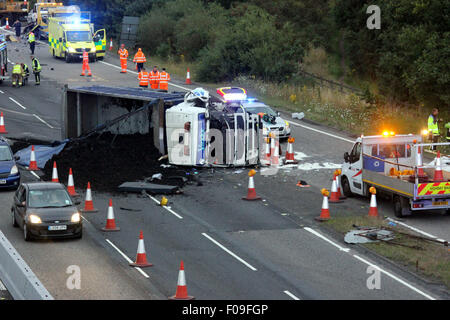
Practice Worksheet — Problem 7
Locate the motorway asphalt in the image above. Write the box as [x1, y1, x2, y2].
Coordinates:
[0, 28, 448, 300]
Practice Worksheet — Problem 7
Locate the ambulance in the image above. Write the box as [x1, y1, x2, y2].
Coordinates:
[47, 16, 106, 62]
[341, 132, 450, 217]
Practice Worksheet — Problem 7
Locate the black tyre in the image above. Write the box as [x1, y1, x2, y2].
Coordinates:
[74, 230, 82, 239]
[12, 209, 18, 228]
[23, 224, 32, 241]
[341, 176, 353, 197]
[65, 53, 71, 63]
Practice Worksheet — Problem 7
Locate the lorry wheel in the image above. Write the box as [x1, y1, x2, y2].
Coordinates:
[341, 176, 353, 197]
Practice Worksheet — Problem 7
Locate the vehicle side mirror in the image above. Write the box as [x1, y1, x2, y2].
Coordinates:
[344, 152, 350, 163]
[277, 112, 281, 117]
[17, 201, 25, 207]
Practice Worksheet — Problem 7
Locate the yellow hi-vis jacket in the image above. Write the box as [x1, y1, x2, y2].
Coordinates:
[428, 115, 439, 136]
[13, 64, 22, 74]
[28, 33, 35, 43]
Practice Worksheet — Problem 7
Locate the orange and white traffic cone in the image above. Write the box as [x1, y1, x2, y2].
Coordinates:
[67, 168, 79, 196]
[433, 151, 444, 182]
[51, 161, 59, 183]
[81, 182, 98, 213]
[315, 189, 331, 221]
[28, 145, 38, 171]
[416, 146, 426, 178]
[185, 68, 192, 85]
[242, 169, 261, 201]
[5, 18, 10, 30]
[109, 38, 113, 51]
[284, 137, 298, 164]
[169, 260, 194, 300]
[335, 170, 346, 200]
[368, 187, 378, 217]
[270, 134, 280, 166]
[262, 137, 271, 166]
[329, 175, 342, 203]
[129, 230, 153, 267]
[101, 199, 120, 232]
[0, 112, 8, 134]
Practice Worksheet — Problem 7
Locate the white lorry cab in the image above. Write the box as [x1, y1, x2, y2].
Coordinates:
[341, 132, 450, 217]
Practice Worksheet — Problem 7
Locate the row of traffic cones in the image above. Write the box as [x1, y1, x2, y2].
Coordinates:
[262, 134, 297, 166]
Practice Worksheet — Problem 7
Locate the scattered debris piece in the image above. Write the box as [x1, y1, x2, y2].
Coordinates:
[118, 181, 180, 195]
[120, 207, 142, 212]
[292, 112, 305, 120]
[151, 173, 163, 181]
[345, 228, 394, 244]
[296, 180, 310, 187]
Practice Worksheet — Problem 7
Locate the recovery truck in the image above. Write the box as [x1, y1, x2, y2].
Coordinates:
[0, 0, 29, 24]
[0, 34, 8, 84]
[341, 132, 450, 217]
[48, 15, 106, 62]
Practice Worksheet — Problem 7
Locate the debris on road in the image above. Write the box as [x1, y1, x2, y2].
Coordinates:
[292, 112, 305, 120]
[118, 181, 180, 195]
[344, 228, 394, 244]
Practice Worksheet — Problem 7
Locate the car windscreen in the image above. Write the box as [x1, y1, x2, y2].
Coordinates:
[66, 31, 92, 42]
[244, 106, 277, 117]
[28, 189, 73, 208]
[0, 145, 13, 161]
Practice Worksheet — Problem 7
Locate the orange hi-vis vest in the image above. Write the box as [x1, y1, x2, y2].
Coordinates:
[138, 71, 149, 87]
[159, 71, 170, 90]
[149, 70, 160, 89]
[82, 51, 89, 64]
[118, 48, 128, 59]
[133, 50, 146, 63]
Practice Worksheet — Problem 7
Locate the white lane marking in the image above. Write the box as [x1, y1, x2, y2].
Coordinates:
[386, 218, 448, 243]
[145, 194, 183, 219]
[201, 233, 258, 271]
[289, 120, 354, 143]
[353, 254, 435, 300]
[99, 60, 190, 91]
[105, 239, 150, 279]
[33, 114, 54, 128]
[296, 162, 342, 171]
[0, 106, 34, 117]
[30, 171, 41, 180]
[304, 227, 350, 252]
[0, 280, 6, 291]
[284, 290, 300, 300]
[0, 89, 4, 94]
[8, 97, 27, 110]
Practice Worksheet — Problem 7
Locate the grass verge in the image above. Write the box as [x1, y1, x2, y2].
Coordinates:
[324, 216, 450, 289]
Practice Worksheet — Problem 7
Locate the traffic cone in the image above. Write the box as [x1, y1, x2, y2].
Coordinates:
[368, 187, 378, 217]
[242, 169, 261, 201]
[51, 161, 59, 183]
[81, 182, 98, 213]
[263, 137, 271, 166]
[67, 168, 79, 196]
[315, 189, 331, 221]
[0, 112, 8, 134]
[416, 146, 426, 177]
[109, 38, 113, 51]
[185, 68, 192, 85]
[329, 175, 343, 203]
[5, 18, 10, 30]
[284, 137, 298, 164]
[28, 145, 38, 171]
[169, 260, 194, 300]
[335, 170, 346, 200]
[270, 134, 280, 166]
[433, 151, 444, 182]
[101, 199, 120, 231]
[129, 230, 153, 267]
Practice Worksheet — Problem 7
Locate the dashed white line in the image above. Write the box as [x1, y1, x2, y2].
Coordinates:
[105, 239, 150, 279]
[33, 113, 54, 129]
[30, 171, 41, 180]
[386, 218, 448, 243]
[202, 232, 258, 271]
[0, 89, 4, 94]
[288, 120, 354, 143]
[283, 290, 300, 300]
[304, 227, 350, 252]
[352, 254, 435, 300]
[8, 97, 27, 110]
[145, 193, 183, 219]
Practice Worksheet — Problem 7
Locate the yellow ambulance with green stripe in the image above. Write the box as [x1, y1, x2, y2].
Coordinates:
[48, 16, 106, 63]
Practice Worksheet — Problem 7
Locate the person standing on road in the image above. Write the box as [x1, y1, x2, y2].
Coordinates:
[13, 20, 22, 38]
[31, 55, 41, 85]
[133, 48, 146, 73]
[80, 49, 92, 77]
[427, 108, 442, 151]
[12, 63, 23, 87]
[159, 68, 170, 91]
[138, 66, 149, 88]
[118, 44, 129, 73]
[28, 32, 36, 55]
[149, 66, 160, 90]
[21, 63, 29, 86]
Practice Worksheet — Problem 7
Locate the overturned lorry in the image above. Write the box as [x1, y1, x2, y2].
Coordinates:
[62, 85, 264, 167]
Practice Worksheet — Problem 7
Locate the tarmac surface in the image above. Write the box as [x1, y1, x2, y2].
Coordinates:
[0, 28, 448, 300]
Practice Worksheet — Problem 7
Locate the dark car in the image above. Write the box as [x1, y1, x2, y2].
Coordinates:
[0, 137, 20, 190]
[11, 182, 82, 241]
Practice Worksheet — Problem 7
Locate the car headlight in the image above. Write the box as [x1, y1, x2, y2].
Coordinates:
[10, 165, 18, 175]
[71, 212, 81, 223]
[67, 47, 76, 53]
[29, 214, 42, 224]
[91, 47, 96, 53]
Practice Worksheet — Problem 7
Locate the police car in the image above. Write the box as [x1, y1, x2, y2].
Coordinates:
[216, 87, 291, 139]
